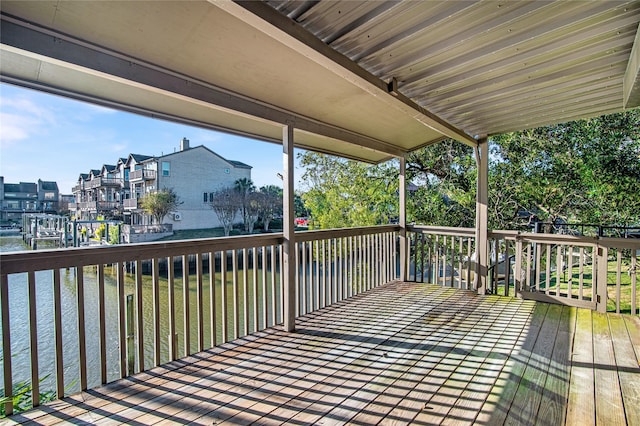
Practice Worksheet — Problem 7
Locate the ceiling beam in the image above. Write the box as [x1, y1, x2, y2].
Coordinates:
[623, 22, 640, 108]
[0, 13, 405, 159]
[217, 0, 477, 147]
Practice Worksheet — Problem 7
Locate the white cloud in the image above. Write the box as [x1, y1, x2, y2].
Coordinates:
[193, 130, 223, 143]
[109, 143, 128, 152]
[0, 112, 31, 141]
[0, 96, 56, 146]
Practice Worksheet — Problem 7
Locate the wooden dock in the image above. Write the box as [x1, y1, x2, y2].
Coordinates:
[5, 281, 639, 425]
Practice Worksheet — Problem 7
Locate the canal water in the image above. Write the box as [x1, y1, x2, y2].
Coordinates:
[0, 235, 282, 399]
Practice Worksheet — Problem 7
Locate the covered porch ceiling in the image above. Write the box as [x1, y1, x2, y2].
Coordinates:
[1, 1, 639, 164]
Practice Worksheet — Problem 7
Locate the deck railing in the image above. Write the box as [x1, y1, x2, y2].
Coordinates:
[407, 226, 639, 314]
[122, 198, 138, 209]
[488, 232, 639, 314]
[129, 169, 156, 181]
[86, 178, 122, 189]
[75, 201, 121, 211]
[0, 225, 399, 415]
[406, 225, 476, 290]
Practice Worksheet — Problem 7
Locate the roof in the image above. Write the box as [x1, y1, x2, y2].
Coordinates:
[227, 160, 252, 170]
[4, 182, 36, 193]
[125, 153, 154, 168]
[1, 1, 639, 163]
[158, 145, 253, 169]
[39, 180, 58, 191]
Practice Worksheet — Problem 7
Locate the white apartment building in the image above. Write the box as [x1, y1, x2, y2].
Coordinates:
[73, 138, 251, 231]
[124, 138, 252, 230]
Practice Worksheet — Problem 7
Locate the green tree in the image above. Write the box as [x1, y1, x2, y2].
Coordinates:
[234, 177, 256, 232]
[258, 185, 282, 231]
[490, 109, 640, 229]
[406, 140, 476, 227]
[139, 188, 182, 224]
[298, 152, 398, 229]
[294, 192, 309, 218]
[297, 110, 640, 231]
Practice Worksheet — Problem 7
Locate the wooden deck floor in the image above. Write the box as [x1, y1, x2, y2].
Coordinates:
[5, 281, 640, 425]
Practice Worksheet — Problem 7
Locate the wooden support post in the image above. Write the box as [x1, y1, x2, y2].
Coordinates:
[283, 123, 296, 332]
[475, 138, 489, 294]
[399, 155, 407, 282]
[596, 244, 608, 313]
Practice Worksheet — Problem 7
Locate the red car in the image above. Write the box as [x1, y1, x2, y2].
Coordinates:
[295, 217, 309, 227]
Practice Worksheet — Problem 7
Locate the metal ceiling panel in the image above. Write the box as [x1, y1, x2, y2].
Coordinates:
[269, 0, 640, 137]
[1, 0, 639, 165]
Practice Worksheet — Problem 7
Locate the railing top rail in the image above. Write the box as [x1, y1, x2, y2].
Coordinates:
[0, 233, 285, 274]
[295, 224, 400, 243]
[0, 225, 404, 275]
[491, 231, 640, 249]
[407, 225, 476, 237]
[496, 231, 598, 246]
[489, 230, 520, 239]
[595, 236, 640, 250]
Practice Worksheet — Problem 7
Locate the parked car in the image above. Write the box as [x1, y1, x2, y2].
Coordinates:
[295, 217, 309, 227]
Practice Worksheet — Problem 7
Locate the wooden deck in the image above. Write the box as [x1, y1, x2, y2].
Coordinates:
[5, 281, 639, 425]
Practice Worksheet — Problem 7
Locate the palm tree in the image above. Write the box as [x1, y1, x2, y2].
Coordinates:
[234, 178, 256, 232]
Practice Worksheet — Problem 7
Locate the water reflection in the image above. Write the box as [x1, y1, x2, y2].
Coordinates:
[1, 236, 282, 397]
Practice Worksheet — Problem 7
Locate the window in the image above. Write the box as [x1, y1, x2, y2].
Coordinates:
[209, 192, 214, 202]
[162, 161, 170, 176]
[204, 192, 208, 202]
[224, 168, 230, 174]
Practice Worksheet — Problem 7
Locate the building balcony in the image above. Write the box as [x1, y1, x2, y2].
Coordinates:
[71, 184, 84, 193]
[129, 169, 156, 181]
[73, 201, 121, 211]
[122, 198, 138, 209]
[86, 177, 122, 189]
[0, 226, 637, 423]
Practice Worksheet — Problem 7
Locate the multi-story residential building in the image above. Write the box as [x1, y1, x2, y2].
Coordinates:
[125, 138, 252, 230]
[71, 138, 252, 231]
[71, 166, 123, 220]
[0, 176, 60, 223]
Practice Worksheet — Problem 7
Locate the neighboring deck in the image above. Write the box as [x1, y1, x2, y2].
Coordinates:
[6, 281, 639, 425]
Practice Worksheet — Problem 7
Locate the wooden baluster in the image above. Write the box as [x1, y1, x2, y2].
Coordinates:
[221, 250, 228, 343]
[242, 248, 249, 336]
[135, 260, 144, 372]
[321, 239, 326, 306]
[616, 250, 622, 314]
[261, 246, 267, 330]
[196, 253, 204, 352]
[97, 264, 107, 383]
[117, 262, 127, 376]
[271, 245, 277, 326]
[28, 271, 40, 406]
[578, 247, 585, 300]
[151, 259, 160, 366]
[1, 273, 13, 416]
[167, 257, 176, 361]
[182, 255, 190, 356]
[252, 247, 258, 332]
[209, 252, 217, 347]
[233, 249, 239, 340]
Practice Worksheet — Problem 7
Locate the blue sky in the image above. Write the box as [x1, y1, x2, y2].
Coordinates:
[0, 83, 302, 194]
